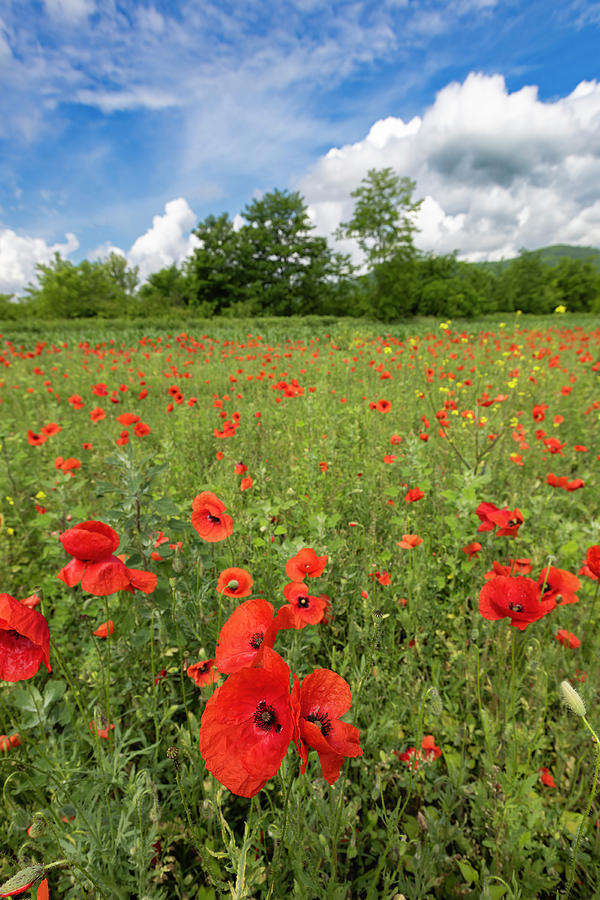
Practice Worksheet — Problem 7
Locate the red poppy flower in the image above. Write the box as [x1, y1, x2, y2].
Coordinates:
[215, 597, 279, 674]
[89, 407, 106, 423]
[292, 668, 362, 785]
[375, 399, 392, 413]
[133, 422, 151, 437]
[234, 462, 248, 474]
[369, 570, 392, 586]
[404, 487, 425, 503]
[216, 567, 253, 598]
[462, 542, 482, 559]
[543, 437, 566, 455]
[117, 413, 140, 426]
[89, 720, 115, 740]
[187, 658, 219, 686]
[68, 394, 85, 409]
[93, 620, 114, 638]
[191, 492, 233, 542]
[240, 476, 253, 492]
[199, 647, 294, 797]
[55, 456, 81, 475]
[555, 629, 580, 649]
[285, 548, 328, 582]
[27, 430, 48, 446]
[58, 521, 157, 596]
[21, 594, 40, 609]
[475, 502, 523, 538]
[0, 733, 21, 753]
[478, 575, 556, 630]
[397, 534, 423, 549]
[421, 734, 442, 760]
[281, 582, 328, 628]
[394, 734, 441, 769]
[154, 668, 167, 685]
[0, 594, 51, 681]
[41, 422, 61, 437]
[483, 558, 532, 580]
[538, 566, 580, 606]
[586, 545, 600, 578]
[539, 767, 556, 788]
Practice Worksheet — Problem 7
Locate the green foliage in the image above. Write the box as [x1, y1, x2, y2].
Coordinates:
[336, 167, 423, 267]
[24, 253, 139, 319]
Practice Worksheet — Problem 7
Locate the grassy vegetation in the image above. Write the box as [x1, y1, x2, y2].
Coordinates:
[0, 313, 599, 899]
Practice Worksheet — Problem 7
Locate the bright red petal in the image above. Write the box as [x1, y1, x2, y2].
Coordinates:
[80, 557, 132, 596]
[60, 521, 120, 561]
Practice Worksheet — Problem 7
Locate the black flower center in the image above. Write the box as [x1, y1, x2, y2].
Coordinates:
[208, 514, 221, 524]
[254, 700, 282, 732]
[249, 631, 263, 649]
[306, 709, 332, 736]
[296, 596, 310, 608]
[508, 602, 523, 612]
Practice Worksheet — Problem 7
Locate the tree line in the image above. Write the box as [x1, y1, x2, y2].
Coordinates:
[2, 169, 600, 321]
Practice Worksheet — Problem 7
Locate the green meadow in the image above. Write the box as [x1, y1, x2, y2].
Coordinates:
[1, 314, 599, 900]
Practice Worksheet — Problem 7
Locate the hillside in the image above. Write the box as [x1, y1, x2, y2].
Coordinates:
[475, 243, 600, 272]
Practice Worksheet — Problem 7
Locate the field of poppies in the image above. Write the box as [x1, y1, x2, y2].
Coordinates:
[1, 313, 599, 900]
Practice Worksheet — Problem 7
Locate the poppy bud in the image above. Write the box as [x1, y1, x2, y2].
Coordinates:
[227, 579, 239, 592]
[560, 680, 586, 717]
[0, 864, 45, 896]
[27, 813, 46, 838]
[172, 553, 184, 574]
[429, 688, 443, 717]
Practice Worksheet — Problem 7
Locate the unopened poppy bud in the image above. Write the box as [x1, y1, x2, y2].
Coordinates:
[172, 554, 184, 574]
[27, 813, 46, 838]
[0, 864, 45, 896]
[167, 745, 180, 772]
[226, 579, 239, 592]
[560, 680, 586, 717]
[429, 688, 443, 717]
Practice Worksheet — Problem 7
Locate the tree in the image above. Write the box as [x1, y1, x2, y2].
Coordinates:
[336, 168, 422, 268]
[137, 264, 189, 314]
[241, 189, 352, 316]
[550, 257, 600, 312]
[185, 191, 354, 316]
[184, 213, 246, 313]
[499, 250, 557, 314]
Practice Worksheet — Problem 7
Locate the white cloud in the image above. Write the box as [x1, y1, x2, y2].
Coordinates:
[127, 198, 200, 280]
[0, 229, 79, 295]
[43, 0, 95, 22]
[89, 242, 126, 261]
[301, 73, 600, 261]
[0, 198, 204, 295]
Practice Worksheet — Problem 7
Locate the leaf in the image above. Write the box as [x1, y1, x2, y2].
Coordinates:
[458, 860, 479, 884]
[561, 810, 583, 836]
[43, 680, 67, 708]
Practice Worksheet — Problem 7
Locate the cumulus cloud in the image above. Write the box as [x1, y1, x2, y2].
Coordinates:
[0, 229, 79, 295]
[127, 198, 200, 280]
[301, 73, 600, 261]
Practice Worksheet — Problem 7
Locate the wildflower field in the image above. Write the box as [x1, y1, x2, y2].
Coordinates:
[1, 314, 599, 900]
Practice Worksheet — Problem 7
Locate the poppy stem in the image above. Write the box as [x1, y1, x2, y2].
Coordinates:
[564, 717, 600, 900]
[266, 757, 294, 899]
[25, 680, 48, 749]
[584, 580, 600, 634]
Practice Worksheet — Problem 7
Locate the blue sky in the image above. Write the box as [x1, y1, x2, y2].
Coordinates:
[1, 0, 599, 293]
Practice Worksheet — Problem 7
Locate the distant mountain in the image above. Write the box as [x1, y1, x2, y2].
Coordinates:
[473, 244, 600, 272]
